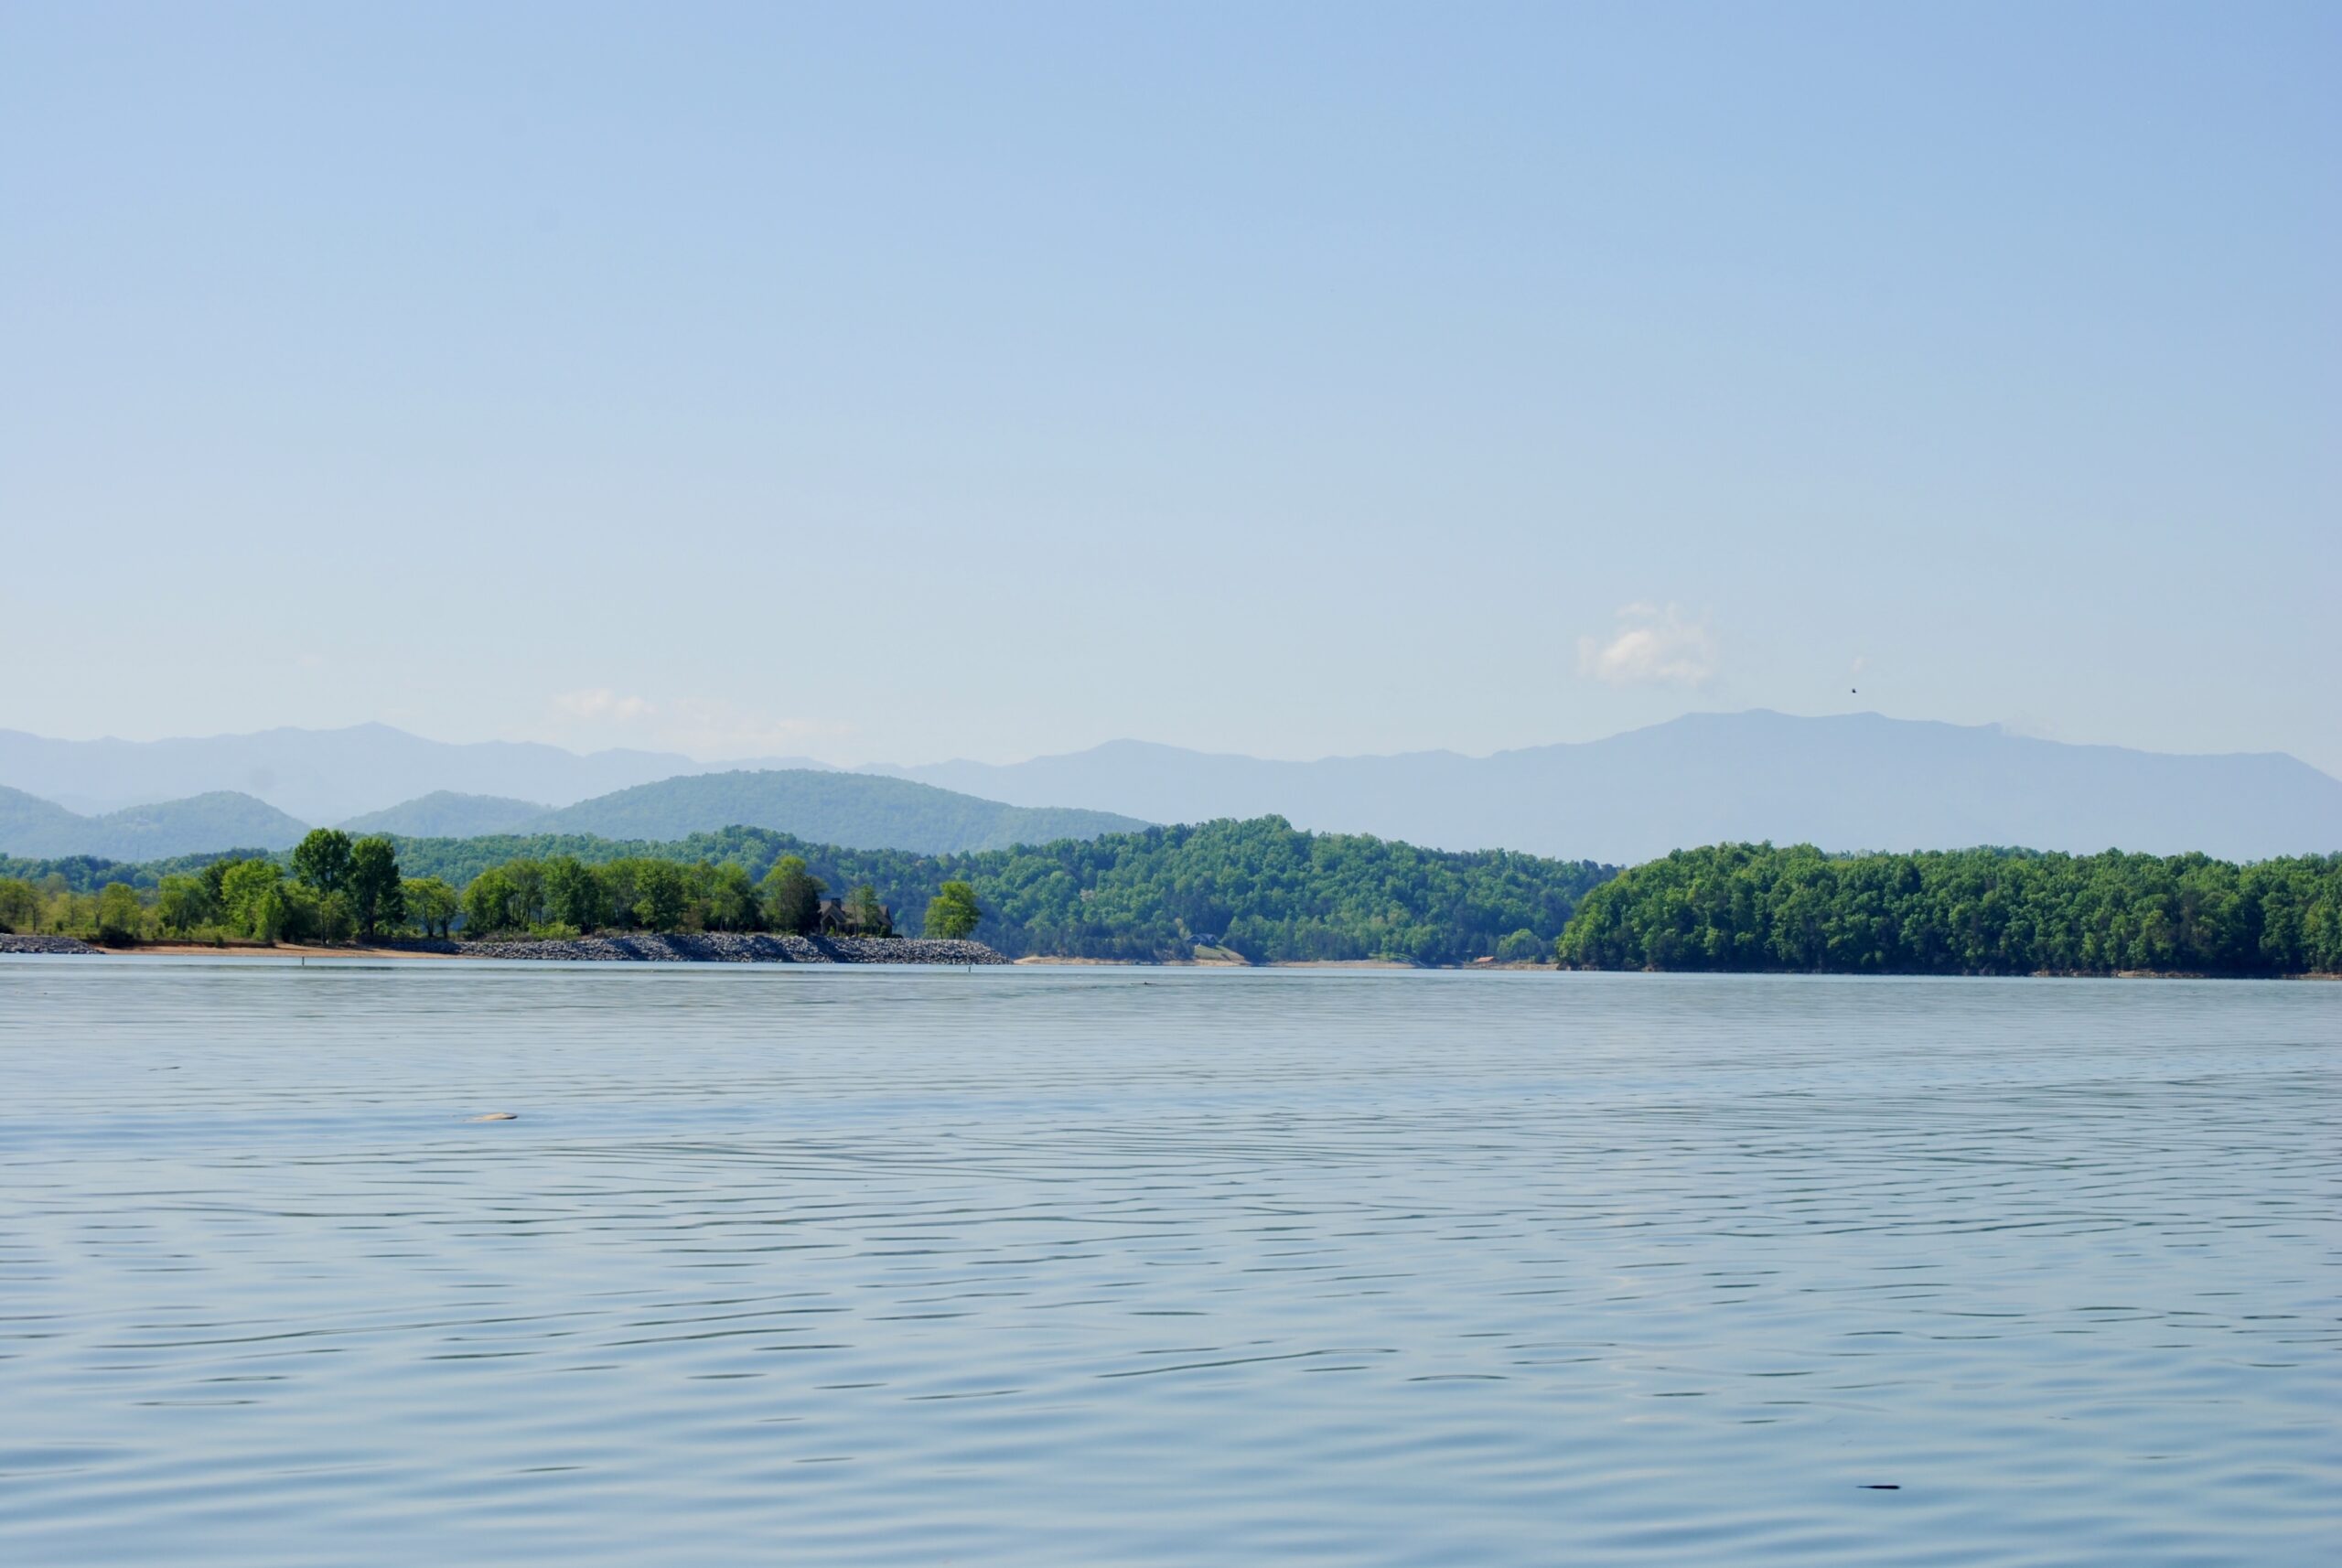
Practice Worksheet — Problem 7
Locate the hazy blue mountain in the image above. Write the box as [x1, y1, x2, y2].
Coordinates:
[338, 791, 550, 838]
[0, 787, 82, 853]
[520, 770, 1148, 854]
[0, 786, 309, 860]
[0, 724, 773, 822]
[876, 711, 2342, 863]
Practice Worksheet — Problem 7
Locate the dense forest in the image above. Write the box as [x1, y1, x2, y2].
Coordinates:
[416, 817, 1610, 961]
[1556, 843, 2342, 976]
[16, 831, 2339, 973]
[0, 817, 1614, 963]
[0, 829, 414, 947]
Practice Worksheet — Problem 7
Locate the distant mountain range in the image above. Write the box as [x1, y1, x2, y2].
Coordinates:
[0, 723, 828, 823]
[338, 791, 552, 838]
[0, 770, 1146, 862]
[521, 770, 1144, 853]
[4, 712, 2337, 865]
[0, 785, 309, 861]
[874, 711, 2342, 863]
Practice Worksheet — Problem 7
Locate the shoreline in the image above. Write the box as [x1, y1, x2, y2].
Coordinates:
[0, 932, 1009, 965]
[6, 933, 2336, 978]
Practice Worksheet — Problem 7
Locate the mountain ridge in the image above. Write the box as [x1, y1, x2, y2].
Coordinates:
[871, 711, 2342, 863]
[0, 723, 720, 822]
[338, 791, 551, 838]
[0, 771, 1150, 862]
[5, 712, 2337, 864]
[0, 784, 311, 860]
[521, 770, 1148, 854]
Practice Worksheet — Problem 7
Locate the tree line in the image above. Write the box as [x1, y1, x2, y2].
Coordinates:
[0, 829, 984, 946]
[1554, 843, 2342, 975]
[391, 816, 1603, 961]
[0, 829, 433, 946]
[3, 816, 1606, 961]
[28, 825, 2331, 974]
[454, 852, 974, 940]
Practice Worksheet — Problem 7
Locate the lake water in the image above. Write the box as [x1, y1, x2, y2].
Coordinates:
[0, 961, 2334, 1565]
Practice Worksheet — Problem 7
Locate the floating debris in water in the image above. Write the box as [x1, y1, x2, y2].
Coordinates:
[467, 1112, 519, 1122]
[1859, 1484, 1901, 1490]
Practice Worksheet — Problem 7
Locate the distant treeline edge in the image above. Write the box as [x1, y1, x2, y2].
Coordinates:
[1, 817, 1611, 965]
[1557, 843, 2342, 976]
[8, 831, 2339, 973]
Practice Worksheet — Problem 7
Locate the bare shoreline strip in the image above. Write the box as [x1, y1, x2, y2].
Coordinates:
[5, 933, 2332, 976]
[0, 932, 1008, 964]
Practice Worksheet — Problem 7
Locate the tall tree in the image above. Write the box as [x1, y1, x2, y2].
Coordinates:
[843, 883, 891, 937]
[0, 877, 40, 933]
[156, 874, 212, 935]
[292, 829, 354, 895]
[403, 876, 459, 939]
[760, 855, 823, 934]
[544, 856, 608, 932]
[95, 882, 143, 944]
[924, 880, 982, 940]
[701, 863, 760, 931]
[346, 835, 405, 939]
[632, 861, 688, 931]
[220, 859, 286, 941]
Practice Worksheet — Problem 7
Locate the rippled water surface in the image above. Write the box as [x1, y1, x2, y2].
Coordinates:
[1, 961, 2335, 1565]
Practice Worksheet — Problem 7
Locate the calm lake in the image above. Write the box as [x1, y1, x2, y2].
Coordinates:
[1, 961, 2334, 1565]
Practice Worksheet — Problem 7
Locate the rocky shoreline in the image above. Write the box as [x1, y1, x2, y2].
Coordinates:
[0, 931, 1007, 963]
[384, 933, 1010, 964]
[0, 934, 102, 955]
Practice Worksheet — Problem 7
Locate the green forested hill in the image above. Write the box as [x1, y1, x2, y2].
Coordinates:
[24, 828, 2340, 973]
[1556, 843, 2342, 975]
[0, 786, 308, 860]
[389, 816, 1609, 962]
[338, 790, 547, 837]
[6, 816, 1610, 962]
[518, 769, 1148, 854]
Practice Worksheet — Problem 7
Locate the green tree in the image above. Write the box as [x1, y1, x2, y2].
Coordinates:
[156, 874, 214, 935]
[632, 860, 688, 931]
[1496, 927, 1545, 962]
[220, 859, 287, 941]
[200, 856, 240, 910]
[316, 891, 357, 943]
[701, 862, 760, 931]
[462, 867, 518, 935]
[403, 875, 459, 938]
[347, 835, 404, 939]
[843, 883, 892, 937]
[760, 855, 824, 934]
[292, 829, 354, 895]
[95, 882, 144, 944]
[277, 881, 324, 942]
[0, 876, 38, 933]
[924, 879, 982, 940]
[544, 856, 608, 932]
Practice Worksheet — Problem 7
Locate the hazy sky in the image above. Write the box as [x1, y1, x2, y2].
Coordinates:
[5, 3, 2336, 771]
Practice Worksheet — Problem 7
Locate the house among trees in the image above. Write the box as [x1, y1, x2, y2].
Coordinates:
[817, 894, 892, 937]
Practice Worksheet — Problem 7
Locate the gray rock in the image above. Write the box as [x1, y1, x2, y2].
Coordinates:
[384, 933, 1009, 964]
[0, 934, 102, 955]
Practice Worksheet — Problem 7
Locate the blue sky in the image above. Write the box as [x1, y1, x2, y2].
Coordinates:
[4, 3, 2336, 771]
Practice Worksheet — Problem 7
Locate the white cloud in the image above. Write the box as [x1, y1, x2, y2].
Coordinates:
[1576, 602, 1720, 687]
[552, 688, 655, 723]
